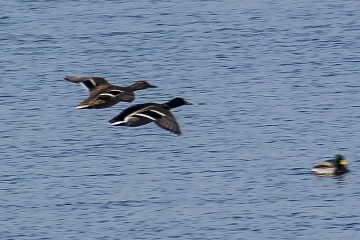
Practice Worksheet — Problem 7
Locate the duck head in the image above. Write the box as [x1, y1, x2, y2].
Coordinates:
[332, 154, 348, 166]
[165, 97, 193, 109]
[129, 81, 157, 90]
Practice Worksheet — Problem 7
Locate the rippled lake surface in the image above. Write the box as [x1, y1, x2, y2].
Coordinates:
[1, 0, 360, 239]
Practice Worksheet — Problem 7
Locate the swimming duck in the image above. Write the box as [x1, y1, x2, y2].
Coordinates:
[312, 154, 349, 175]
[108, 97, 192, 135]
[64, 76, 157, 109]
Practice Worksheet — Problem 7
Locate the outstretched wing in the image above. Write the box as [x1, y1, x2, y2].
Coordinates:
[141, 106, 181, 135]
[64, 76, 110, 91]
[109, 103, 156, 125]
[137, 106, 181, 134]
[155, 115, 181, 135]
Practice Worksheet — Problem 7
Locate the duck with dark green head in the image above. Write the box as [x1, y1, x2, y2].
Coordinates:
[312, 154, 349, 175]
[109, 97, 192, 135]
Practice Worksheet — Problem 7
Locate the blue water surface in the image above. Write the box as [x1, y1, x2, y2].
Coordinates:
[1, 0, 360, 239]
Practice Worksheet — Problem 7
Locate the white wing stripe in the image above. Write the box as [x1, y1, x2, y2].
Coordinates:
[134, 113, 157, 121]
[89, 78, 97, 87]
[109, 120, 124, 126]
[99, 93, 117, 97]
[149, 109, 166, 116]
[110, 90, 124, 93]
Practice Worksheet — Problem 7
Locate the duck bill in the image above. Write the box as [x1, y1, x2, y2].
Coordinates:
[149, 84, 157, 88]
[340, 160, 349, 165]
[184, 101, 193, 105]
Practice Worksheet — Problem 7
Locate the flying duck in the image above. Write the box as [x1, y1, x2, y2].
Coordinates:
[312, 154, 349, 175]
[64, 76, 157, 109]
[108, 97, 192, 135]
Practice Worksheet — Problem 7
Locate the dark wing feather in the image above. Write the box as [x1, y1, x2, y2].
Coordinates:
[155, 117, 181, 135]
[64, 76, 110, 91]
[151, 107, 181, 135]
[109, 103, 156, 124]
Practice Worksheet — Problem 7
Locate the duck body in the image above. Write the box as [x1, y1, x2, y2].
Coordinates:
[65, 76, 157, 109]
[312, 154, 349, 175]
[109, 97, 192, 135]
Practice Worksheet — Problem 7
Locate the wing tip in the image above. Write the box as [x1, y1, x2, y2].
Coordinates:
[75, 104, 90, 109]
[109, 120, 124, 126]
